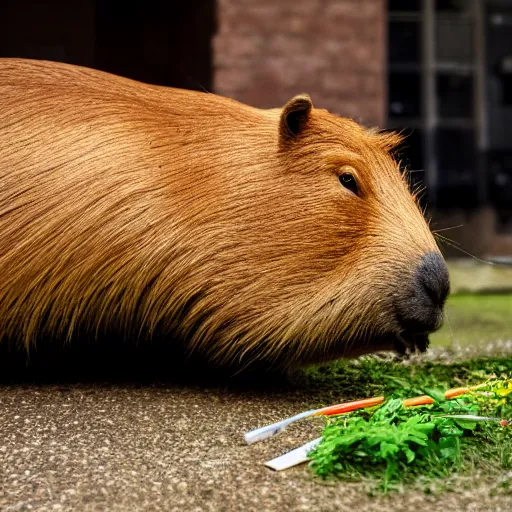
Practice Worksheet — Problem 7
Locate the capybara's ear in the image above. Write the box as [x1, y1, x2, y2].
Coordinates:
[280, 94, 313, 139]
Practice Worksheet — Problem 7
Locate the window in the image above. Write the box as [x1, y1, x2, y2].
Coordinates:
[388, 0, 482, 209]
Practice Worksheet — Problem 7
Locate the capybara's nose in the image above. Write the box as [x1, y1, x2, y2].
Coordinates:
[397, 252, 450, 334]
[415, 252, 450, 309]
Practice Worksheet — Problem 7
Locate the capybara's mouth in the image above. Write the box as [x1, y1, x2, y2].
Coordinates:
[392, 331, 430, 356]
[361, 330, 430, 359]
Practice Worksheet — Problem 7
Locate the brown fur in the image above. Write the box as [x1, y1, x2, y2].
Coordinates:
[0, 59, 440, 369]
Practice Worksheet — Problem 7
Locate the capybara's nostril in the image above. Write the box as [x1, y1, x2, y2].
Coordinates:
[415, 252, 450, 309]
[396, 252, 450, 335]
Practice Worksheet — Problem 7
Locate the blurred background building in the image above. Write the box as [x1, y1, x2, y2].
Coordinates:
[1, 0, 511, 258]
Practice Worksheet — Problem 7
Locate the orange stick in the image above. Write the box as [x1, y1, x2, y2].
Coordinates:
[444, 387, 471, 399]
[402, 395, 435, 407]
[313, 396, 385, 416]
[403, 386, 472, 408]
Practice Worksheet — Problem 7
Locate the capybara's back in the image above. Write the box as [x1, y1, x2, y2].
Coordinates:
[0, 59, 449, 370]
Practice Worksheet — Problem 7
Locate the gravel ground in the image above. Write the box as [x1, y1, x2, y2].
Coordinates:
[1, 347, 511, 512]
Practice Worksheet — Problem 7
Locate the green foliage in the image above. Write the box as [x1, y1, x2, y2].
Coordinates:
[305, 360, 512, 493]
[302, 356, 512, 405]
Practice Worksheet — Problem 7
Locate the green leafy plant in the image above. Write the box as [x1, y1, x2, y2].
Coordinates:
[309, 378, 511, 493]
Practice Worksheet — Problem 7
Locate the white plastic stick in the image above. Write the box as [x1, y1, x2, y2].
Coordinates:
[264, 437, 322, 471]
[244, 410, 317, 444]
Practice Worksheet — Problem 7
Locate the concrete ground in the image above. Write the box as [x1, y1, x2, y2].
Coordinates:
[1, 347, 511, 512]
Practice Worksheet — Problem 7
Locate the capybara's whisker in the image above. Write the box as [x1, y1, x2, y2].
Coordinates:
[445, 310, 455, 349]
[434, 232, 458, 247]
[432, 224, 464, 234]
[436, 236, 497, 266]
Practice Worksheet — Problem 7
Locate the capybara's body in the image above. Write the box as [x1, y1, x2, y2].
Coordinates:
[0, 59, 449, 370]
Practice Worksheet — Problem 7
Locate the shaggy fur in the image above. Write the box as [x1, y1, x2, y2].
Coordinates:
[0, 59, 440, 369]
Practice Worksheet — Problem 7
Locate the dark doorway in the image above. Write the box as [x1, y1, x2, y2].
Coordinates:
[0, 0, 216, 91]
[486, 0, 512, 229]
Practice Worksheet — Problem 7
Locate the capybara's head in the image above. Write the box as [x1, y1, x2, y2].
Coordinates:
[164, 94, 449, 369]
[0, 60, 450, 371]
[162, 95, 449, 366]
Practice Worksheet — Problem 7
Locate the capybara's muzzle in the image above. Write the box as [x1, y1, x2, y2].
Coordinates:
[393, 252, 450, 354]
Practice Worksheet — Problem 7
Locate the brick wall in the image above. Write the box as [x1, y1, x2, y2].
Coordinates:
[214, 0, 387, 127]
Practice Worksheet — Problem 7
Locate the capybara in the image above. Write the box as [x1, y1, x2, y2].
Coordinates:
[0, 59, 449, 370]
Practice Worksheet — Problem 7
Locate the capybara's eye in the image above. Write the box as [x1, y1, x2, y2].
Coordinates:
[339, 172, 359, 196]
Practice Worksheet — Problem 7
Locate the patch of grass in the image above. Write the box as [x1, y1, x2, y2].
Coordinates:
[302, 357, 512, 494]
[302, 355, 512, 405]
[431, 293, 512, 347]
